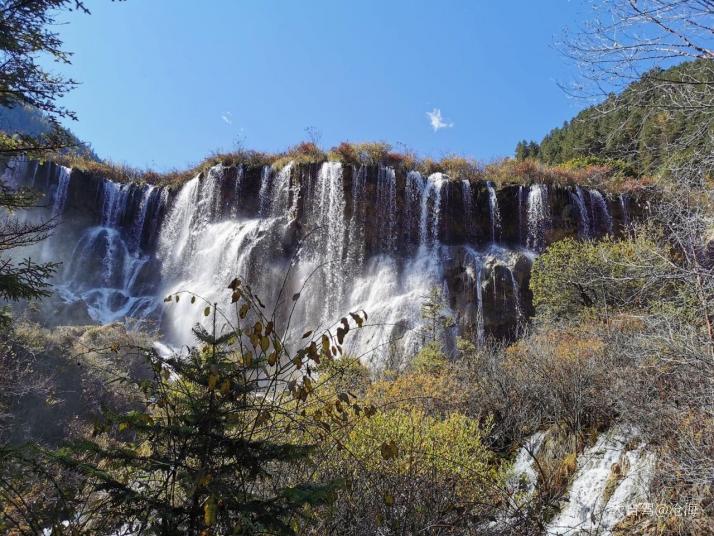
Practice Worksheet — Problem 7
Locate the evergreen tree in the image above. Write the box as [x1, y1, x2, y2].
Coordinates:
[0, 0, 106, 324]
[515, 139, 541, 160]
[420, 287, 454, 345]
[0, 181, 58, 327]
[20, 282, 365, 535]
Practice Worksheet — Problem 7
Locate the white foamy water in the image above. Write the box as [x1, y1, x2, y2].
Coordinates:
[546, 429, 654, 535]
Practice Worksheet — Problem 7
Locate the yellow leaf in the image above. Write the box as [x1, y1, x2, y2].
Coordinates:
[204, 496, 217, 526]
[203, 306, 211, 317]
[260, 336, 270, 352]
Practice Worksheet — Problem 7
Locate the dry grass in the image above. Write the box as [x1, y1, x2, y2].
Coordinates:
[271, 141, 327, 170]
[484, 157, 654, 192]
[56, 149, 274, 188]
[51, 143, 645, 193]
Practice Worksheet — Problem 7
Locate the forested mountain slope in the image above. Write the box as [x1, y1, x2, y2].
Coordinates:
[532, 60, 714, 176]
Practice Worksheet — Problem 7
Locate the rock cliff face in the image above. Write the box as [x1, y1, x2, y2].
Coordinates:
[3, 157, 636, 366]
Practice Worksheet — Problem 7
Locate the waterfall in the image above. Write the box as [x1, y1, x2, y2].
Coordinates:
[571, 186, 591, 239]
[517, 185, 526, 245]
[51, 166, 71, 217]
[101, 180, 131, 228]
[419, 173, 446, 248]
[476, 264, 485, 343]
[546, 429, 654, 535]
[58, 226, 157, 323]
[526, 184, 550, 251]
[376, 166, 397, 253]
[288, 165, 301, 220]
[256, 162, 296, 219]
[158, 177, 202, 278]
[201, 165, 223, 223]
[60, 176, 159, 324]
[406, 171, 424, 244]
[160, 218, 270, 341]
[589, 189, 613, 236]
[487, 182, 501, 243]
[232, 165, 244, 217]
[129, 186, 155, 250]
[348, 165, 368, 268]
[258, 166, 272, 216]
[26, 159, 557, 366]
[313, 162, 348, 320]
[509, 269, 522, 323]
[508, 431, 547, 495]
[148, 188, 170, 247]
[462, 180, 473, 237]
[158, 168, 226, 278]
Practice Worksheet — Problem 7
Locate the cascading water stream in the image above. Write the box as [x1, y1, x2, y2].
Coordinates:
[258, 166, 272, 216]
[462, 180, 473, 237]
[572, 186, 591, 239]
[509, 269, 522, 323]
[476, 264, 485, 343]
[526, 184, 550, 251]
[487, 182, 501, 243]
[419, 173, 446, 249]
[517, 185, 526, 245]
[129, 186, 155, 250]
[232, 165, 244, 218]
[54, 175, 167, 324]
[376, 166, 397, 253]
[348, 165, 368, 269]
[101, 181, 131, 228]
[313, 162, 348, 322]
[405, 171, 424, 244]
[589, 189, 613, 236]
[51, 166, 71, 217]
[275, 163, 296, 219]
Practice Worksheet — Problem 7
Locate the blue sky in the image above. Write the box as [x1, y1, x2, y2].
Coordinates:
[49, 0, 591, 171]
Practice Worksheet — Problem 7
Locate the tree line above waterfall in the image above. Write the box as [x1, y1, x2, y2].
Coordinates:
[516, 59, 714, 179]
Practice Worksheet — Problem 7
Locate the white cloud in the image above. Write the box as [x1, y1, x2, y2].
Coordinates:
[221, 111, 233, 125]
[426, 108, 454, 132]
